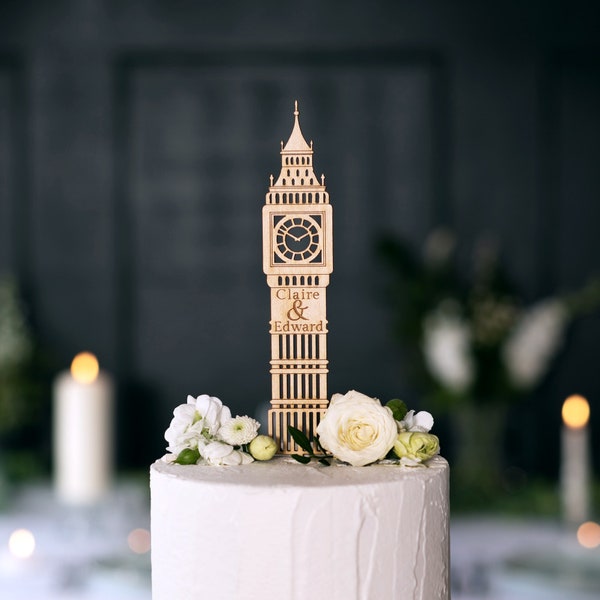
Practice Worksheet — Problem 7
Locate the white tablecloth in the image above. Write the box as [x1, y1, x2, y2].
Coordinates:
[0, 482, 151, 600]
[452, 516, 600, 600]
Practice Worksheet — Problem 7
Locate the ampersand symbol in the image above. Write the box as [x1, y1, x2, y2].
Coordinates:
[287, 299, 309, 321]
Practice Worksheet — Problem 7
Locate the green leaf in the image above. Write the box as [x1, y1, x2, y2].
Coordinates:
[318, 458, 331, 467]
[291, 454, 311, 464]
[288, 425, 314, 455]
[175, 448, 200, 465]
[314, 435, 327, 454]
[386, 398, 408, 422]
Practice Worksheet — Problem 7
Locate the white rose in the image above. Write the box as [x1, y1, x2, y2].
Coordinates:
[202, 441, 254, 466]
[316, 390, 398, 467]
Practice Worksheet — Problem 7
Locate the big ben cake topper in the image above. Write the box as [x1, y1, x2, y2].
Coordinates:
[263, 101, 333, 453]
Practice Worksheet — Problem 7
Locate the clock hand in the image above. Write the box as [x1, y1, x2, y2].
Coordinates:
[286, 232, 301, 242]
[296, 231, 311, 242]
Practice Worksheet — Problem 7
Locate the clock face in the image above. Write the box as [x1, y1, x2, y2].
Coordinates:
[273, 215, 322, 263]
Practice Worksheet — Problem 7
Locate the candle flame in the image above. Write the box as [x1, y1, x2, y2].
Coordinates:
[577, 521, 600, 549]
[71, 352, 99, 384]
[562, 395, 590, 429]
[8, 529, 36, 559]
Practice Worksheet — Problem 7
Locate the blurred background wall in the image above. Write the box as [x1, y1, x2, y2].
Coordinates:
[0, 0, 599, 476]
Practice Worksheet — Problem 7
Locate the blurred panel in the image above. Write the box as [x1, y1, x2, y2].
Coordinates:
[0, 61, 17, 276]
[556, 57, 600, 288]
[452, 52, 539, 294]
[551, 53, 600, 408]
[31, 49, 115, 367]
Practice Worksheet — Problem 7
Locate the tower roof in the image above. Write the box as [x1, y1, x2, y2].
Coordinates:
[282, 100, 312, 153]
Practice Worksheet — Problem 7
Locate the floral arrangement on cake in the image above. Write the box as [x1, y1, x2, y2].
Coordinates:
[163, 394, 277, 465]
[288, 390, 439, 467]
[163, 390, 439, 469]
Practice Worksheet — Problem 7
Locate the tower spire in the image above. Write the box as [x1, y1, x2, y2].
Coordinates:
[283, 100, 311, 153]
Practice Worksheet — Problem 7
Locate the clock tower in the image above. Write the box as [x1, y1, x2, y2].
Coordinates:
[263, 102, 333, 453]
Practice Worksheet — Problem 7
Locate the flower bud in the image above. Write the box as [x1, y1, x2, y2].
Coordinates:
[249, 435, 278, 461]
[393, 432, 439, 465]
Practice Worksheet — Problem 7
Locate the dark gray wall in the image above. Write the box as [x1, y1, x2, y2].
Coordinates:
[1, 1, 599, 471]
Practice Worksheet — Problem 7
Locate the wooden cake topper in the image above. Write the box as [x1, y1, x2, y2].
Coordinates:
[263, 101, 333, 454]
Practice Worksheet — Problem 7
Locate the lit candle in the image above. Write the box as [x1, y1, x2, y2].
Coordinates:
[53, 352, 114, 505]
[560, 394, 590, 525]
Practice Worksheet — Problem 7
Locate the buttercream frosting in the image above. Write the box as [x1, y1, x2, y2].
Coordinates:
[151, 456, 449, 599]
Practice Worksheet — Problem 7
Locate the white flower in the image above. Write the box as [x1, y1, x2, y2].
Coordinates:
[192, 394, 231, 436]
[164, 394, 231, 455]
[502, 299, 568, 390]
[201, 441, 254, 466]
[423, 303, 474, 394]
[398, 409, 434, 433]
[218, 416, 260, 446]
[316, 390, 398, 467]
[164, 403, 205, 454]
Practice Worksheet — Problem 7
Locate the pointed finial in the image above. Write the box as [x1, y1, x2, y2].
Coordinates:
[282, 101, 311, 152]
[280, 140, 284, 150]
[270, 174, 274, 186]
[321, 174, 325, 185]
[310, 140, 313, 149]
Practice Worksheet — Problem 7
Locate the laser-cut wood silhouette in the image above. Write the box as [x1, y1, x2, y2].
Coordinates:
[263, 101, 333, 453]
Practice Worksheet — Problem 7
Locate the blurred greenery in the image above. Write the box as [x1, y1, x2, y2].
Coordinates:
[0, 277, 51, 495]
[377, 230, 600, 506]
[452, 475, 600, 518]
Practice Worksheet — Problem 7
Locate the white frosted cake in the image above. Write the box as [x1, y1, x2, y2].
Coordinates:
[150, 455, 449, 600]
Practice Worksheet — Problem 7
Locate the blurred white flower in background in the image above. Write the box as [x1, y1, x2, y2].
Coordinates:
[502, 299, 568, 390]
[423, 302, 474, 394]
[379, 228, 600, 412]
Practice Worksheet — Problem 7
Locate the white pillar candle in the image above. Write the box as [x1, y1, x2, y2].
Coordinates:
[53, 352, 114, 505]
[560, 394, 591, 525]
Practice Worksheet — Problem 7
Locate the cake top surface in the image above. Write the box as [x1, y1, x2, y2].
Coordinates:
[151, 455, 448, 488]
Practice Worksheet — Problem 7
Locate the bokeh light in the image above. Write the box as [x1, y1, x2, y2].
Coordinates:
[127, 528, 151, 554]
[577, 521, 600, 549]
[8, 529, 36, 559]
